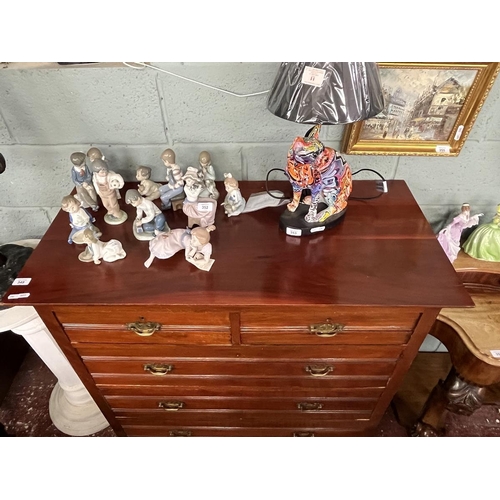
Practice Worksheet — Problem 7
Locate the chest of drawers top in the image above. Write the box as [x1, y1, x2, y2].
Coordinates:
[1, 180, 471, 309]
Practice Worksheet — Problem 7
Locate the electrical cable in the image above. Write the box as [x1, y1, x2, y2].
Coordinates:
[122, 62, 271, 98]
[265, 168, 289, 199]
[350, 168, 387, 200]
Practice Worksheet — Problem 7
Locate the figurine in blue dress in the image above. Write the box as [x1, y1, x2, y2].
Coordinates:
[70, 152, 99, 211]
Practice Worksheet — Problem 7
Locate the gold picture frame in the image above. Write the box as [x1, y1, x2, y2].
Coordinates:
[341, 62, 500, 156]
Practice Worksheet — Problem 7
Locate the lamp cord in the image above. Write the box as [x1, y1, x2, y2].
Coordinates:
[265, 168, 289, 199]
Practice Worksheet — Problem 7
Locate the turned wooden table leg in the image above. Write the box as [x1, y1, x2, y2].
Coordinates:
[413, 367, 486, 436]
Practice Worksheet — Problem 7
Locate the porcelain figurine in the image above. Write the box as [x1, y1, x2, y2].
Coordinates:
[462, 204, 500, 262]
[136, 166, 161, 201]
[87, 147, 105, 164]
[144, 228, 191, 268]
[198, 151, 219, 200]
[125, 189, 168, 241]
[185, 226, 215, 272]
[437, 203, 483, 263]
[159, 148, 185, 210]
[81, 228, 126, 265]
[61, 195, 102, 245]
[182, 166, 217, 228]
[91, 158, 128, 225]
[70, 152, 99, 211]
[221, 173, 246, 217]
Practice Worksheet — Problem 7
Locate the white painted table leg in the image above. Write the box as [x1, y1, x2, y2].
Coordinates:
[0, 306, 109, 436]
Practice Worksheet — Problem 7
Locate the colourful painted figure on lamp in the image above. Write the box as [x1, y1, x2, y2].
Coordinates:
[159, 149, 184, 210]
[91, 158, 128, 225]
[221, 173, 246, 217]
[182, 166, 217, 229]
[462, 204, 500, 262]
[198, 151, 219, 200]
[70, 152, 99, 211]
[285, 124, 352, 224]
[185, 226, 215, 272]
[136, 166, 161, 201]
[61, 195, 101, 245]
[81, 228, 126, 265]
[437, 203, 483, 263]
[125, 189, 168, 241]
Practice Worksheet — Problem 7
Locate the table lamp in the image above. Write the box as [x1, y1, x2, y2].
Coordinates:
[267, 62, 384, 236]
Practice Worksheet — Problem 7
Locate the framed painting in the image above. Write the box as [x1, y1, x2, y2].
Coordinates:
[341, 62, 500, 156]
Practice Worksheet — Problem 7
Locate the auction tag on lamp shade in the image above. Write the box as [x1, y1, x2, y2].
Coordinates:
[197, 202, 212, 211]
[302, 67, 326, 87]
[490, 350, 500, 359]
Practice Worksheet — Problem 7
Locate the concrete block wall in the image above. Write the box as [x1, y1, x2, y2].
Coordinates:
[1, 61, 499, 243]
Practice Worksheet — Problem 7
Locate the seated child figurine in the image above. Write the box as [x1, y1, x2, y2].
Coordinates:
[81, 228, 126, 265]
[136, 166, 161, 201]
[159, 148, 184, 210]
[437, 203, 482, 263]
[61, 195, 102, 250]
[462, 204, 500, 262]
[144, 228, 191, 268]
[70, 152, 99, 211]
[198, 151, 219, 200]
[185, 226, 215, 272]
[182, 166, 217, 229]
[221, 173, 246, 217]
[125, 189, 169, 241]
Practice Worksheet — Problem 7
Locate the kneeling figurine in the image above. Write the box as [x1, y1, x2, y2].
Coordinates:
[125, 189, 168, 241]
[81, 228, 126, 265]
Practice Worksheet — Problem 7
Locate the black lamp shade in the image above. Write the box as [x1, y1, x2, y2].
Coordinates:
[267, 62, 385, 125]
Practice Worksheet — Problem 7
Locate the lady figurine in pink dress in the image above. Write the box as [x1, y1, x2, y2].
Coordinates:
[437, 203, 483, 263]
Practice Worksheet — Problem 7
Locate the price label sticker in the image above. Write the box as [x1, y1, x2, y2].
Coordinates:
[286, 227, 302, 237]
[310, 226, 325, 233]
[198, 202, 212, 211]
[454, 125, 464, 140]
[13, 277, 32, 286]
[301, 66, 326, 87]
[435, 145, 451, 154]
[490, 350, 500, 358]
[7, 293, 30, 300]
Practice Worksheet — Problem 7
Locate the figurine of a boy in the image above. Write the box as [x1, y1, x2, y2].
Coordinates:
[136, 166, 161, 201]
[198, 151, 219, 200]
[182, 167, 217, 228]
[70, 152, 99, 211]
[125, 189, 168, 240]
[91, 158, 128, 225]
[221, 173, 246, 217]
[87, 147, 106, 164]
[159, 148, 184, 210]
[61, 195, 101, 245]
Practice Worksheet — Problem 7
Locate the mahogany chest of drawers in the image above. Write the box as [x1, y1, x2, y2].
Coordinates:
[2, 180, 472, 436]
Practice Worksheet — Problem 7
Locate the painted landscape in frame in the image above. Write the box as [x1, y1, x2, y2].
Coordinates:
[342, 63, 500, 156]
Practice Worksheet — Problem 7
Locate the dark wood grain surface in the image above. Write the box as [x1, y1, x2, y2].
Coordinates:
[1, 180, 471, 308]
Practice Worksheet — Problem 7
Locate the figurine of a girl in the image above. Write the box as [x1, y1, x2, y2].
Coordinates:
[91, 158, 128, 225]
[437, 203, 483, 263]
[125, 189, 168, 241]
[221, 173, 246, 217]
[136, 166, 161, 201]
[144, 228, 191, 268]
[462, 204, 500, 261]
[87, 147, 106, 164]
[61, 195, 101, 245]
[198, 151, 219, 200]
[182, 167, 217, 228]
[159, 148, 184, 210]
[81, 228, 126, 265]
[185, 226, 215, 272]
[70, 152, 99, 211]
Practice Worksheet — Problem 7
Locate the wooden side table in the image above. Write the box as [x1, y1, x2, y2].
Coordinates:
[413, 251, 500, 436]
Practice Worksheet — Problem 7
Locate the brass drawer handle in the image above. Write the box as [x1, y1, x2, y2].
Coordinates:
[126, 318, 161, 336]
[169, 430, 192, 437]
[293, 432, 315, 437]
[144, 363, 173, 375]
[297, 402, 323, 411]
[305, 365, 333, 377]
[159, 401, 184, 411]
[309, 321, 344, 337]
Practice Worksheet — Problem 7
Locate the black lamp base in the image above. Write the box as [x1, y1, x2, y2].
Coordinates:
[279, 202, 346, 237]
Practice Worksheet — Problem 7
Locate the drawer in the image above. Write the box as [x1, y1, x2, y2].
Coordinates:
[240, 308, 419, 345]
[122, 426, 368, 437]
[55, 306, 231, 345]
[83, 358, 396, 378]
[115, 410, 372, 428]
[104, 395, 378, 412]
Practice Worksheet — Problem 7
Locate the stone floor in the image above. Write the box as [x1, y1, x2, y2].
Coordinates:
[1, 350, 500, 437]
